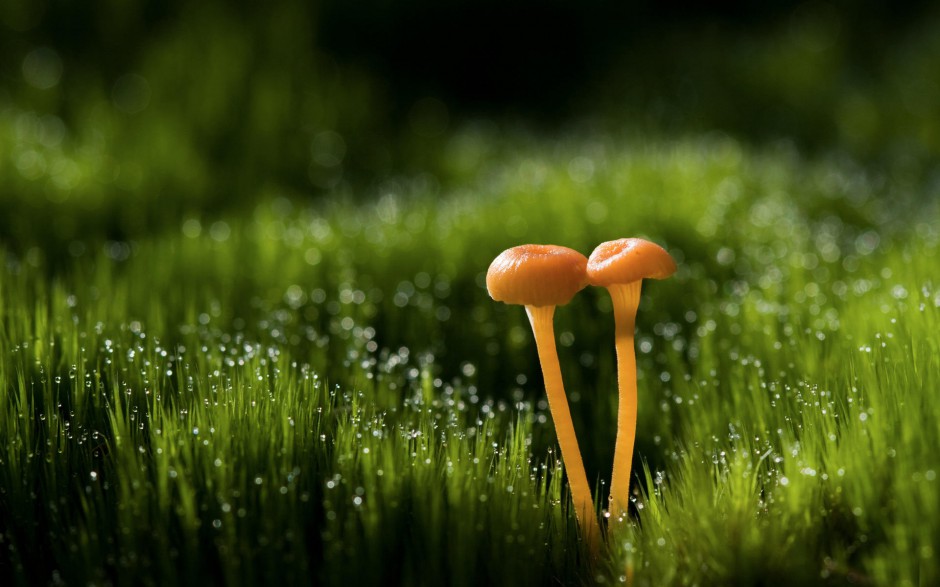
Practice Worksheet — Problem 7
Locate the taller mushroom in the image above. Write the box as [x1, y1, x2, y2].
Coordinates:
[586, 238, 676, 524]
[487, 244, 600, 550]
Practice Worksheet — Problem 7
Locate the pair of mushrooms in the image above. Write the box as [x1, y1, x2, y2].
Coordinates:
[486, 238, 676, 549]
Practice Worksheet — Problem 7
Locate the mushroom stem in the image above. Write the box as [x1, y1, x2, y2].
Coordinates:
[607, 280, 643, 524]
[525, 305, 600, 551]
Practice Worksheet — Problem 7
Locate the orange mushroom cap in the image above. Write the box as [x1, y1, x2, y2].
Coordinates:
[586, 238, 676, 287]
[487, 244, 588, 307]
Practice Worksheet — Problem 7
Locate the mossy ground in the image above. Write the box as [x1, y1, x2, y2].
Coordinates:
[2, 131, 938, 585]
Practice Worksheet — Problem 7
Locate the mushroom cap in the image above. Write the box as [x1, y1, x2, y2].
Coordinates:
[487, 244, 588, 307]
[586, 238, 676, 286]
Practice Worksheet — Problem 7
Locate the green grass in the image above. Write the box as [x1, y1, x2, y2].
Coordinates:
[1, 133, 939, 585]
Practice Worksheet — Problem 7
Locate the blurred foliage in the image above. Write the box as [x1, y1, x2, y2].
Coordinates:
[1, 1, 391, 250]
[587, 1, 940, 161]
[2, 0, 940, 255]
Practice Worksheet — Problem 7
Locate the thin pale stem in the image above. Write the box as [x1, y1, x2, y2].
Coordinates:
[607, 281, 642, 524]
[526, 305, 600, 552]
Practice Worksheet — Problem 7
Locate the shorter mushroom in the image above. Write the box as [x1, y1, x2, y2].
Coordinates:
[587, 238, 676, 524]
[487, 244, 600, 550]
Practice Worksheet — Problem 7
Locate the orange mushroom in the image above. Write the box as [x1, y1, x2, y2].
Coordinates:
[487, 244, 600, 551]
[587, 238, 676, 524]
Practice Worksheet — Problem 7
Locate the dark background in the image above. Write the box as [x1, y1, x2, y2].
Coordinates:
[2, 0, 939, 251]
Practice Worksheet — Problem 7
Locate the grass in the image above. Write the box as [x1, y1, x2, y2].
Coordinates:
[1, 132, 939, 585]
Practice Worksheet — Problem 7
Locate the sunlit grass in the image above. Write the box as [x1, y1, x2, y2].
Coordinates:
[1, 134, 939, 585]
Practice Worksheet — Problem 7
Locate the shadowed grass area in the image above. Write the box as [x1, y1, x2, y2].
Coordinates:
[1, 134, 939, 585]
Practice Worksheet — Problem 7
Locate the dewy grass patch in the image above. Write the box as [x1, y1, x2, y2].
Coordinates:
[1, 134, 938, 585]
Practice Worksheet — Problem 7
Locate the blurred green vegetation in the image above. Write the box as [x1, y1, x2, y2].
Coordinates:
[2, 0, 940, 254]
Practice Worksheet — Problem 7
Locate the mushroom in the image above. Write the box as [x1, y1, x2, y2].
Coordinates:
[487, 244, 601, 550]
[586, 238, 676, 524]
